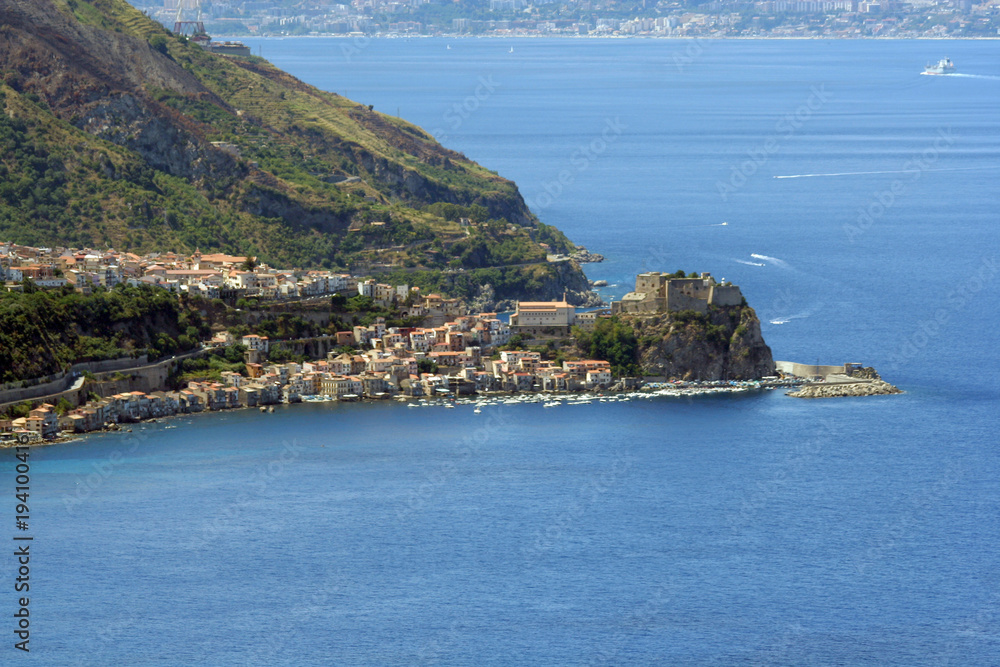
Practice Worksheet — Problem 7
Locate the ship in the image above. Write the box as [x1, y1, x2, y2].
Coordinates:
[923, 58, 956, 75]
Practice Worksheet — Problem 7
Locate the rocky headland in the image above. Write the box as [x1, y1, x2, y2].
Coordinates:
[631, 305, 775, 381]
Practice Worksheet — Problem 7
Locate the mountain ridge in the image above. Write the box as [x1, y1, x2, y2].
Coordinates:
[0, 0, 597, 305]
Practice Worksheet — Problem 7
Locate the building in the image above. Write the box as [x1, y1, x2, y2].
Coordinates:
[509, 297, 576, 333]
[611, 272, 744, 316]
[241, 334, 270, 354]
[575, 308, 610, 331]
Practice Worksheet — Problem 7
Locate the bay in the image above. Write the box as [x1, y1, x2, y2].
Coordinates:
[8, 38, 1000, 665]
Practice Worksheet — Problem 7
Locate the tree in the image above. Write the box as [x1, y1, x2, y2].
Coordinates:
[417, 358, 439, 374]
[241, 256, 258, 272]
[8, 402, 33, 419]
[149, 34, 169, 55]
[223, 343, 247, 364]
[574, 316, 638, 376]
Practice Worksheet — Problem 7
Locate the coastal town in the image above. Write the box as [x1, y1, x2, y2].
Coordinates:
[2, 239, 902, 445]
[0, 241, 359, 300]
[0, 241, 811, 443]
[140, 0, 1000, 40]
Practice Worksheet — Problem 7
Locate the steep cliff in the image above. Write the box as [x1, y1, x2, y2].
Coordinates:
[632, 306, 775, 381]
[0, 0, 594, 303]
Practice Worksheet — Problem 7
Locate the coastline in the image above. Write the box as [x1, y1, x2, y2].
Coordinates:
[0, 377, 804, 449]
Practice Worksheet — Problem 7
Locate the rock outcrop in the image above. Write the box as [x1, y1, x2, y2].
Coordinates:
[631, 305, 775, 381]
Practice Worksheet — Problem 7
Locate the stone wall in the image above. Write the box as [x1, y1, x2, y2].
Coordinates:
[664, 289, 710, 314]
[0, 351, 204, 415]
[71, 356, 149, 374]
[0, 373, 72, 406]
[509, 324, 572, 338]
[774, 361, 848, 379]
[709, 284, 744, 307]
[270, 336, 339, 360]
[0, 355, 153, 406]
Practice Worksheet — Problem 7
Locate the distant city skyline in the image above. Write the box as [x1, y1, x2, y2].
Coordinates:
[137, 0, 999, 38]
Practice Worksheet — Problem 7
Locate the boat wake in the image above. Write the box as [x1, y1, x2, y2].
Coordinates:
[923, 72, 1000, 80]
[750, 253, 791, 269]
[769, 311, 811, 325]
[774, 166, 997, 179]
[734, 259, 766, 267]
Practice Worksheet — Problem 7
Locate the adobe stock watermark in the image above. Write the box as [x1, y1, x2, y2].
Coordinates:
[189, 439, 304, 551]
[339, 34, 373, 63]
[672, 37, 708, 73]
[744, 623, 807, 666]
[844, 127, 958, 243]
[885, 254, 997, 373]
[415, 619, 464, 664]
[527, 117, 627, 212]
[849, 463, 962, 575]
[763, 287, 798, 326]
[939, 586, 1000, 667]
[431, 75, 500, 143]
[250, 571, 342, 663]
[585, 582, 672, 666]
[717, 84, 833, 201]
[61, 429, 151, 515]
[521, 448, 632, 559]
[636, 243, 673, 275]
[396, 405, 511, 520]
[728, 417, 838, 535]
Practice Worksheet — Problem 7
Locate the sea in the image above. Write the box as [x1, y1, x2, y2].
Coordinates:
[6, 39, 1000, 665]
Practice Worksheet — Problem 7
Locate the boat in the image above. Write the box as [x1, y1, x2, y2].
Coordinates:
[923, 58, 955, 75]
[509, 46, 514, 54]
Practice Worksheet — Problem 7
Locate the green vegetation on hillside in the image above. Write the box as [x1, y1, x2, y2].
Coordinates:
[0, 279, 436, 386]
[573, 316, 639, 377]
[0, 283, 200, 383]
[0, 0, 587, 302]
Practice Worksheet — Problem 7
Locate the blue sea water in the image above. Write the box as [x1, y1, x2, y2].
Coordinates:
[6, 39, 1000, 665]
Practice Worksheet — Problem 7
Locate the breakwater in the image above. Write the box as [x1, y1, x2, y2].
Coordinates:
[787, 379, 903, 399]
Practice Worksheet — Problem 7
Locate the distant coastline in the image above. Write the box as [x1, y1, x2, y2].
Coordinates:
[232, 34, 1000, 40]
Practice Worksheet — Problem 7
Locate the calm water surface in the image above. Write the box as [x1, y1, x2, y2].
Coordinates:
[7, 39, 1000, 665]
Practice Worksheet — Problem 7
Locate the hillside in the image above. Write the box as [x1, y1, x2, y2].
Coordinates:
[0, 0, 596, 304]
